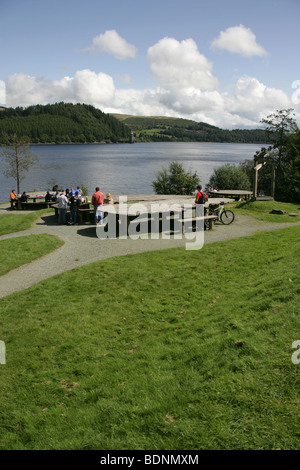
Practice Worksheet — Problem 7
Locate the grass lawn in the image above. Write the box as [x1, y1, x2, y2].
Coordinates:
[232, 200, 300, 223]
[0, 225, 300, 450]
[0, 209, 53, 236]
[0, 234, 64, 276]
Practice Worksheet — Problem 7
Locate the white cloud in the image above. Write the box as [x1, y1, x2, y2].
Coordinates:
[108, 88, 170, 117]
[107, 76, 292, 129]
[157, 88, 225, 116]
[88, 30, 137, 60]
[147, 37, 219, 90]
[224, 76, 290, 122]
[211, 25, 268, 57]
[66, 70, 115, 104]
[0, 80, 6, 105]
[5, 74, 51, 107]
[5, 70, 115, 108]
[3, 69, 296, 130]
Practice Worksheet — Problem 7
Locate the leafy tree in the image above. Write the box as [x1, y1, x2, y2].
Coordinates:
[0, 134, 39, 193]
[276, 129, 300, 201]
[257, 109, 300, 201]
[209, 163, 251, 190]
[238, 159, 255, 184]
[152, 161, 200, 195]
[261, 108, 298, 165]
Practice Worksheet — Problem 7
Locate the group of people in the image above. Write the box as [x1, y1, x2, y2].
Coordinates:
[10, 184, 206, 223]
[48, 185, 84, 204]
[10, 190, 30, 209]
[207, 185, 219, 193]
[56, 186, 113, 226]
[56, 188, 83, 225]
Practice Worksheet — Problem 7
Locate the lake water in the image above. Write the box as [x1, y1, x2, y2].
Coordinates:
[0, 142, 263, 202]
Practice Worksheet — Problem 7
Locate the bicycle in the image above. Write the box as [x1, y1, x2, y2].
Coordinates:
[205, 201, 235, 228]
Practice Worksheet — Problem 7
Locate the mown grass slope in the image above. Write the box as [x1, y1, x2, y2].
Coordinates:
[0, 225, 300, 450]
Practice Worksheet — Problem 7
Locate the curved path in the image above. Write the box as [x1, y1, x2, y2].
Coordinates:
[0, 204, 299, 298]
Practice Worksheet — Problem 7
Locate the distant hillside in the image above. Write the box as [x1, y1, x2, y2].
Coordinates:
[111, 114, 269, 144]
[0, 103, 131, 144]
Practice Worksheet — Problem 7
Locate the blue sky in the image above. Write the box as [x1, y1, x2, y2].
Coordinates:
[1, 0, 299, 128]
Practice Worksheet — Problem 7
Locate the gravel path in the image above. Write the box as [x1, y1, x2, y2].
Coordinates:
[1, 203, 299, 298]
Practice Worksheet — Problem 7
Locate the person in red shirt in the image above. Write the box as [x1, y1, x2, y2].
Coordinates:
[195, 185, 208, 205]
[92, 187, 105, 224]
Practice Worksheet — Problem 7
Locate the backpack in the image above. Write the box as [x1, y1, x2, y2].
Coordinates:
[197, 191, 207, 204]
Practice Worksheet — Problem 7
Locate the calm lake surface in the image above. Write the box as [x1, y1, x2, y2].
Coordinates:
[0, 142, 263, 202]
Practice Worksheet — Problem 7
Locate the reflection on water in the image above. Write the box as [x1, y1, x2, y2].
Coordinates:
[0, 142, 262, 202]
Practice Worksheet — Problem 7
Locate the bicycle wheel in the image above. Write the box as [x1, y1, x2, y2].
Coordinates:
[220, 209, 235, 225]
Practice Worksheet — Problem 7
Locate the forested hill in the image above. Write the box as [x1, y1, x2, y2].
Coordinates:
[0, 103, 269, 144]
[112, 114, 269, 144]
[0, 103, 131, 144]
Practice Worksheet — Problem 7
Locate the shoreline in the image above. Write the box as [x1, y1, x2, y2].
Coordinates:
[0, 140, 269, 147]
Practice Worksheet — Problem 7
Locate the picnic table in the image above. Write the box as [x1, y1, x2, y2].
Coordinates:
[52, 202, 94, 224]
[16, 195, 55, 210]
[207, 190, 253, 201]
[52, 197, 218, 232]
[207, 189, 253, 200]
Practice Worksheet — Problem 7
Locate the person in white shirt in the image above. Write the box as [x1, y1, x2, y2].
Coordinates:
[58, 190, 68, 225]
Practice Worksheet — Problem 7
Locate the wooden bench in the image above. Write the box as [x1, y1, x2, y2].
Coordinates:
[78, 207, 94, 224]
[19, 201, 55, 210]
[52, 203, 94, 224]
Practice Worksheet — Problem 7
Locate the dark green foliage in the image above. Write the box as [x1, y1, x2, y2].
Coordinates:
[209, 163, 252, 190]
[152, 161, 200, 195]
[275, 130, 300, 202]
[0, 103, 131, 144]
[257, 109, 300, 202]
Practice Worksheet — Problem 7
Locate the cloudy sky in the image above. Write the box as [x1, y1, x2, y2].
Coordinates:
[1, 0, 300, 129]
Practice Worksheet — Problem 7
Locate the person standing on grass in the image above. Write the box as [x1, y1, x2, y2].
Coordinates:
[69, 191, 81, 225]
[92, 186, 104, 225]
[57, 190, 68, 225]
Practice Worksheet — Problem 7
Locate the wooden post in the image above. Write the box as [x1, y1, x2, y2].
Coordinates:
[253, 168, 258, 200]
[253, 161, 267, 199]
[271, 164, 276, 199]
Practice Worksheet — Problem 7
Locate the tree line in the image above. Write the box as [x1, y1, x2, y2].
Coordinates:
[0, 104, 269, 144]
[0, 103, 131, 144]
